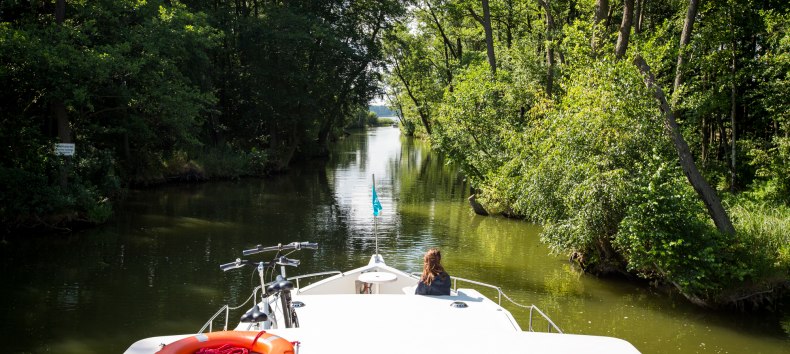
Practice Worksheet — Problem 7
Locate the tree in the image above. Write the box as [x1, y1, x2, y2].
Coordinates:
[634, 55, 735, 235]
[592, 0, 610, 53]
[537, 0, 556, 95]
[615, 0, 635, 59]
[672, 0, 701, 103]
[468, 0, 497, 75]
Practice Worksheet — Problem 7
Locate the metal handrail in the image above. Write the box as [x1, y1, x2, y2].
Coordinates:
[198, 305, 229, 334]
[198, 285, 261, 334]
[409, 272, 504, 303]
[197, 271, 342, 333]
[449, 275, 505, 305]
[528, 305, 563, 334]
[290, 271, 343, 290]
[411, 272, 562, 334]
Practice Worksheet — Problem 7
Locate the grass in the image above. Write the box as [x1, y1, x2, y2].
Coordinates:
[729, 200, 790, 276]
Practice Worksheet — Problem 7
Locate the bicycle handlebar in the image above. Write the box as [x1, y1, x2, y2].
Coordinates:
[276, 256, 300, 267]
[221, 240, 316, 271]
[242, 241, 318, 256]
[219, 258, 255, 272]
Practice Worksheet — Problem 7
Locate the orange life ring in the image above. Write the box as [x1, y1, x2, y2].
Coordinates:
[156, 330, 295, 354]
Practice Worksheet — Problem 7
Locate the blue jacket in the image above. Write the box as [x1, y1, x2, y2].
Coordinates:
[415, 271, 451, 296]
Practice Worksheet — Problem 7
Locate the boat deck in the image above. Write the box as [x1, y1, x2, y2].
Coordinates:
[239, 290, 522, 333]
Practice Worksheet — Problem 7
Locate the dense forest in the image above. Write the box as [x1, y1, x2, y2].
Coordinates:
[383, 0, 789, 308]
[2, 0, 788, 309]
[1, 0, 403, 229]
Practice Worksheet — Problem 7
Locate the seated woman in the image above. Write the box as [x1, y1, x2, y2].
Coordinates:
[415, 248, 451, 296]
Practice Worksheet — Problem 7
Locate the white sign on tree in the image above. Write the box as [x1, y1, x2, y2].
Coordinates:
[54, 143, 75, 156]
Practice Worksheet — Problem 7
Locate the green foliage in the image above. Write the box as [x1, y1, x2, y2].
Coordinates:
[346, 107, 380, 129]
[746, 137, 790, 203]
[381, 0, 790, 305]
[757, 10, 790, 132]
[433, 62, 526, 185]
[1, 0, 404, 231]
[0, 146, 120, 229]
[495, 59, 672, 268]
[376, 117, 396, 126]
[195, 148, 257, 180]
[615, 160, 752, 295]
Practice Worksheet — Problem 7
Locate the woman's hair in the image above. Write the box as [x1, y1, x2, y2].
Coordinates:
[420, 248, 445, 286]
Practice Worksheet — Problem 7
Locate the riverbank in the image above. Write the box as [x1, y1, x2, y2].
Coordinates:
[470, 188, 790, 311]
[0, 123, 401, 235]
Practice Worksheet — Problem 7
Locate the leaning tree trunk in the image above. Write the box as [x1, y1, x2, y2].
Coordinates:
[634, 56, 736, 235]
[672, 0, 700, 104]
[393, 60, 432, 135]
[615, 0, 635, 59]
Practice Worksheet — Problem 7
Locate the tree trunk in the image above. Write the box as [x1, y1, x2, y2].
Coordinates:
[636, 0, 645, 33]
[424, 1, 456, 90]
[634, 56, 736, 235]
[426, 1, 458, 61]
[605, 2, 614, 28]
[468, 194, 489, 216]
[538, 0, 554, 96]
[591, 0, 609, 52]
[672, 0, 700, 103]
[594, 0, 609, 24]
[469, 1, 497, 75]
[568, 0, 579, 24]
[54, 0, 71, 188]
[730, 41, 737, 192]
[55, 0, 66, 23]
[615, 0, 635, 59]
[505, 0, 515, 48]
[54, 0, 68, 142]
[718, 115, 726, 160]
[394, 60, 432, 135]
[481, 0, 496, 75]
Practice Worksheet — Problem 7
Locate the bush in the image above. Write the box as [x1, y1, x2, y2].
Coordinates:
[160, 146, 270, 181]
[746, 137, 790, 203]
[615, 160, 753, 297]
[0, 145, 121, 230]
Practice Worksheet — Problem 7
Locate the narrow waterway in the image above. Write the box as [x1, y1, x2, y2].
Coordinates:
[0, 127, 787, 353]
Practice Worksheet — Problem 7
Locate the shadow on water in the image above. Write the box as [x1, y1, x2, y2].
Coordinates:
[0, 126, 787, 353]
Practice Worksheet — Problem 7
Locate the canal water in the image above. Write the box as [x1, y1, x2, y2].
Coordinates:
[0, 127, 787, 353]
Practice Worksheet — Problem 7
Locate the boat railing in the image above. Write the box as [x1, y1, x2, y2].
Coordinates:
[290, 271, 344, 289]
[198, 285, 263, 334]
[411, 272, 563, 334]
[197, 271, 342, 333]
